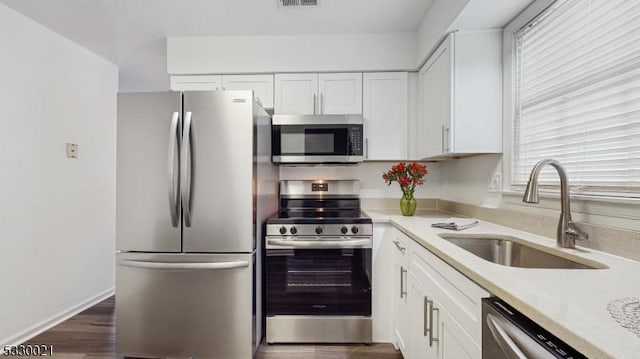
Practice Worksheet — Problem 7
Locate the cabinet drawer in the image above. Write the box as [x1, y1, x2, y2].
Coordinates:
[408, 238, 489, 343]
[392, 228, 410, 260]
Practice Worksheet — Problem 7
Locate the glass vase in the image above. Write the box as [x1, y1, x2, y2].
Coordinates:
[400, 194, 417, 216]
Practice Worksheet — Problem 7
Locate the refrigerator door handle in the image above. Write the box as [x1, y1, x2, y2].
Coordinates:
[120, 260, 249, 270]
[167, 111, 180, 227]
[181, 111, 193, 227]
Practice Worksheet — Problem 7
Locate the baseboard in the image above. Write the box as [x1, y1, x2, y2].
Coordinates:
[1, 287, 115, 347]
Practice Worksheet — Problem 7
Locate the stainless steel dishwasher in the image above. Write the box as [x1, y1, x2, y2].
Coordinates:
[482, 298, 587, 359]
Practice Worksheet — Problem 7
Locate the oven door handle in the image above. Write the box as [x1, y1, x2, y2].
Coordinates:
[266, 238, 372, 249]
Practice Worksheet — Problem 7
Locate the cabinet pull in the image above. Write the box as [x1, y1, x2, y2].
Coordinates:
[392, 240, 406, 253]
[441, 125, 445, 153]
[320, 93, 324, 114]
[313, 93, 317, 114]
[400, 266, 407, 298]
[428, 300, 440, 347]
[445, 127, 451, 152]
[423, 296, 429, 337]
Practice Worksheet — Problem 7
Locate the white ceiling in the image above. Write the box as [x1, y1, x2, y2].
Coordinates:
[0, 0, 434, 91]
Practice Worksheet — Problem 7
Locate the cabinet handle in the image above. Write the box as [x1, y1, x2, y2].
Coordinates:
[441, 125, 445, 153]
[392, 240, 405, 253]
[445, 127, 450, 152]
[320, 93, 324, 114]
[400, 266, 407, 298]
[313, 93, 317, 114]
[423, 296, 429, 337]
[428, 300, 440, 347]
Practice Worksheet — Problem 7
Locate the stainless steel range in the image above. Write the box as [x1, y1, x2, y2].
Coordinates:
[265, 180, 373, 344]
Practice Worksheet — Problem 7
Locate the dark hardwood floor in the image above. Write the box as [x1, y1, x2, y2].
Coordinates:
[15, 296, 402, 359]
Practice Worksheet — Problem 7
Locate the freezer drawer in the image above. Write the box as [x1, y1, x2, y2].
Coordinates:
[116, 252, 256, 359]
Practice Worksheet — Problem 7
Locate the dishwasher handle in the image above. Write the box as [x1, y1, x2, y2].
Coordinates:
[486, 313, 529, 359]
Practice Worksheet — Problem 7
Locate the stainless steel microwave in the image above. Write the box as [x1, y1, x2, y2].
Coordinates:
[271, 115, 364, 164]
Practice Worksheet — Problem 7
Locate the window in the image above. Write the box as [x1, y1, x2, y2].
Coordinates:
[511, 0, 640, 197]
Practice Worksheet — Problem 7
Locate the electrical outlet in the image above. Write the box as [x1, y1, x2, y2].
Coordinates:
[488, 173, 501, 192]
[66, 143, 78, 159]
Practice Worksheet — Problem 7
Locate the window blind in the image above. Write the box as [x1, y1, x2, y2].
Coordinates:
[512, 0, 640, 196]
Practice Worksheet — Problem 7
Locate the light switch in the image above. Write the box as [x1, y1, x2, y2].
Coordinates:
[66, 143, 78, 159]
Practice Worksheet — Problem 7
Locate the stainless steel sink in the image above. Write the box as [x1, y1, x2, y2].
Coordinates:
[438, 234, 607, 269]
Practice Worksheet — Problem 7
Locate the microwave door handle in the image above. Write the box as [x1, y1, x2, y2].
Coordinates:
[486, 314, 529, 359]
[167, 112, 180, 227]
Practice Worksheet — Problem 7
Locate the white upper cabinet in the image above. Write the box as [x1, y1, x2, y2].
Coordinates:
[418, 39, 452, 160]
[275, 73, 362, 115]
[221, 74, 274, 109]
[170, 75, 222, 91]
[415, 30, 502, 159]
[274, 73, 318, 115]
[171, 75, 274, 108]
[318, 73, 362, 114]
[363, 72, 408, 160]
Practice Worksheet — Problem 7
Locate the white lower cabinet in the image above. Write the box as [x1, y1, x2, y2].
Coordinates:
[409, 252, 484, 359]
[380, 230, 489, 359]
[408, 272, 437, 359]
[372, 224, 394, 342]
[391, 228, 411, 357]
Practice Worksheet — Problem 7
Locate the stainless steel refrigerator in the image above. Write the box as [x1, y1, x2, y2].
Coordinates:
[115, 91, 278, 359]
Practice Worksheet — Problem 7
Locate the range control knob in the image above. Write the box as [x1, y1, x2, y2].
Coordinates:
[279, 226, 287, 235]
[290, 226, 298, 235]
[315, 227, 323, 235]
[351, 226, 359, 234]
[340, 226, 349, 234]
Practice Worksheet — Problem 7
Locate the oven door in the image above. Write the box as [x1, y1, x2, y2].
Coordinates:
[266, 245, 372, 316]
[271, 115, 363, 163]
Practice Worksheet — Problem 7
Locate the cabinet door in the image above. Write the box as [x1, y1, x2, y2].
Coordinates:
[409, 273, 438, 359]
[391, 232, 410, 356]
[419, 34, 453, 158]
[222, 74, 274, 109]
[437, 304, 481, 359]
[274, 73, 318, 114]
[170, 75, 222, 91]
[363, 72, 408, 160]
[222, 75, 273, 108]
[318, 73, 362, 114]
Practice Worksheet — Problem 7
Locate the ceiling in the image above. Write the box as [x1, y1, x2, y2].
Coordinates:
[0, 0, 434, 91]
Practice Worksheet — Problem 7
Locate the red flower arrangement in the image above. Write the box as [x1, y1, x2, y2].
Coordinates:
[382, 162, 428, 200]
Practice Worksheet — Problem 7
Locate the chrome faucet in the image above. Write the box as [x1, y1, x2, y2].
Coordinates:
[522, 159, 588, 248]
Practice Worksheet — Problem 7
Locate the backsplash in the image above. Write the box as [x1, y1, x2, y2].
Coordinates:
[279, 162, 441, 199]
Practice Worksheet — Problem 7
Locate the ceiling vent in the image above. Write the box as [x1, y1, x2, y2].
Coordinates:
[278, 0, 319, 8]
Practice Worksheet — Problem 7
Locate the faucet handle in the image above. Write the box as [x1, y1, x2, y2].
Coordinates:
[565, 222, 589, 241]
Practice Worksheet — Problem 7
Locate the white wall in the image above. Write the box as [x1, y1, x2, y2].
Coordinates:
[0, 3, 118, 346]
[439, 154, 503, 207]
[416, 0, 470, 65]
[167, 33, 417, 74]
[280, 162, 441, 199]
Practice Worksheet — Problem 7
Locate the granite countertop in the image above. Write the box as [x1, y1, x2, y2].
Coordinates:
[364, 208, 640, 359]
